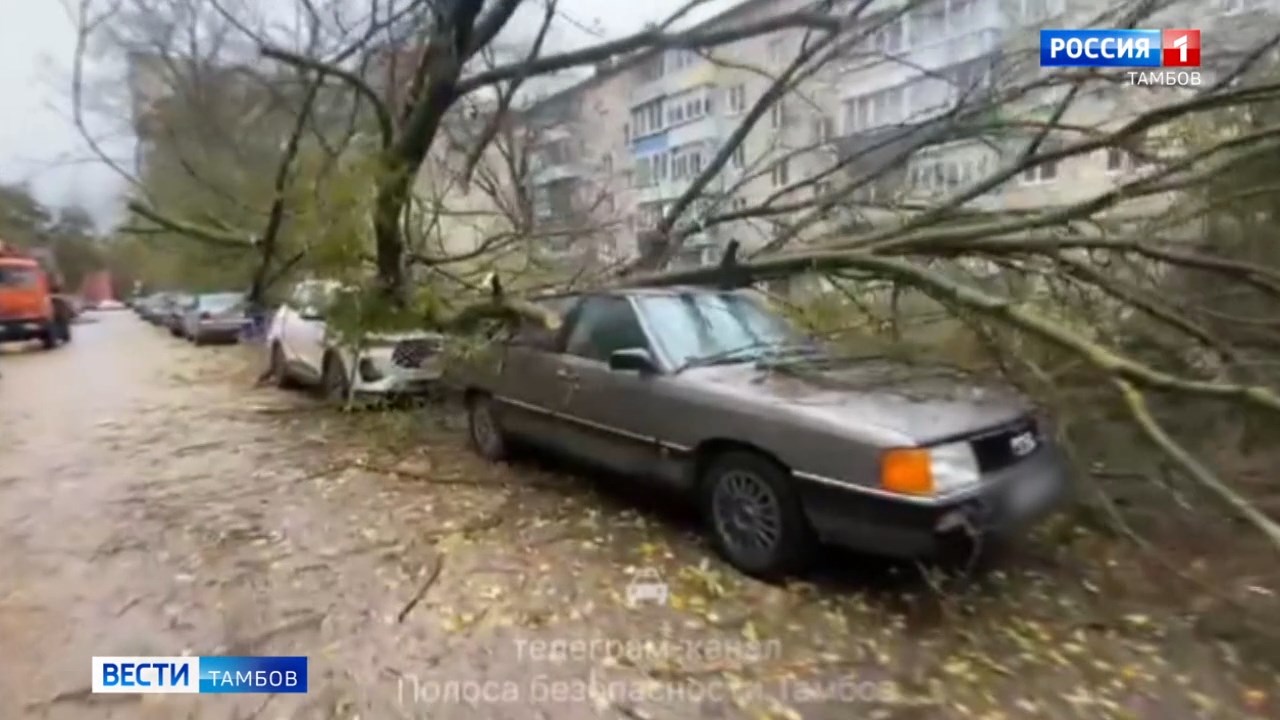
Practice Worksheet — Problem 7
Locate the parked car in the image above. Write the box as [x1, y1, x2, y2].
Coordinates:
[164, 294, 195, 336]
[454, 286, 1069, 579]
[264, 280, 446, 400]
[181, 292, 248, 345]
[136, 293, 164, 323]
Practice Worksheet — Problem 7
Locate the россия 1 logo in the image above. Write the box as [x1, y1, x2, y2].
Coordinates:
[1040, 28, 1201, 87]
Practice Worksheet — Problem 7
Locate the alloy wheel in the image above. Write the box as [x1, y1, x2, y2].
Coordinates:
[711, 470, 783, 558]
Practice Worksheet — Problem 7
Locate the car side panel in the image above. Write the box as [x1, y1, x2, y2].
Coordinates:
[491, 344, 578, 454]
[640, 379, 885, 490]
[554, 355, 672, 484]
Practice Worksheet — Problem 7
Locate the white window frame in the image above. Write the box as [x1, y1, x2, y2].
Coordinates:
[727, 84, 746, 114]
[771, 157, 790, 187]
[1105, 147, 1124, 173]
[1020, 160, 1058, 184]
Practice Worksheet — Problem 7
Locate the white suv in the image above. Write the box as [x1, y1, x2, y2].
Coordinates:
[264, 280, 446, 400]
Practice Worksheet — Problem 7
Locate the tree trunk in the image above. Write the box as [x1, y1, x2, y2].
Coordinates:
[373, 166, 410, 303]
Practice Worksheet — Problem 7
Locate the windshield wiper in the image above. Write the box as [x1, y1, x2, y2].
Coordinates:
[674, 340, 812, 374]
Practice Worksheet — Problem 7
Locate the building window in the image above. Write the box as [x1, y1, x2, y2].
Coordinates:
[727, 84, 746, 113]
[731, 144, 745, 168]
[843, 86, 905, 133]
[875, 17, 904, 53]
[770, 99, 784, 128]
[771, 158, 790, 187]
[630, 99, 666, 138]
[812, 116, 834, 143]
[603, 153, 613, 172]
[1105, 147, 1152, 172]
[623, 123, 630, 143]
[639, 55, 664, 81]
[671, 49, 701, 69]
[731, 197, 748, 212]
[768, 37, 786, 63]
[1021, 160, 1058, 184]
[1106, 147, 1123, 172]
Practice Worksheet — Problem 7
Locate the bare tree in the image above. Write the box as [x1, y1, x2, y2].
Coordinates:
[71, 0, 1280, 549]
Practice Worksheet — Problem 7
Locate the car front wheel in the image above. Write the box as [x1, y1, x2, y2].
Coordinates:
[322, 353, 350, 405]
[267, 342, 293, 388]
[702, 451, 814, 581]
[466, 393, 508, 461]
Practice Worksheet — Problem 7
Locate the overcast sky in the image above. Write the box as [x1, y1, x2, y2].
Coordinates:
[0, 0, 736, 232]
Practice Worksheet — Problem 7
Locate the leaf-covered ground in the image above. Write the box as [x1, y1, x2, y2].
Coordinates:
[0, 313, 1274, 719]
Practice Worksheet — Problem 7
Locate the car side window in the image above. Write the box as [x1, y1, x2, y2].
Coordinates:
[510, 296, 578, 351]
[563, 296, 649, 362]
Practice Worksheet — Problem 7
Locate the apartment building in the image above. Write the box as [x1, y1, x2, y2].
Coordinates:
[511, 0, 837, 269]
[425, 0, 1279, 270]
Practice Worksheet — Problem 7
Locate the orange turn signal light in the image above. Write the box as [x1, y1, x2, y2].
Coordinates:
[880, 448, 934, 496]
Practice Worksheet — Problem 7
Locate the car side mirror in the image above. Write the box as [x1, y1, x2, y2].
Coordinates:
[609, 348, 657, 374]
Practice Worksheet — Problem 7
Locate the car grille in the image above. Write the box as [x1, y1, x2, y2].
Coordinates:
[391, 338, 442, 368]
[968, 417, 1040, 473]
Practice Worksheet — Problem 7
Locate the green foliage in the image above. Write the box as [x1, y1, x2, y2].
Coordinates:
[0, 182, 107, 292]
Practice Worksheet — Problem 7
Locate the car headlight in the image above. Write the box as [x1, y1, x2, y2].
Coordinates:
[880, 441, 981, 498]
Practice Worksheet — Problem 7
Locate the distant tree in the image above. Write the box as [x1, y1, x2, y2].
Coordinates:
[0, 183, 53, 245]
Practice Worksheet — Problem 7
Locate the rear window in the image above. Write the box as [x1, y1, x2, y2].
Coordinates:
[199, 293, 243, 312]
[0, 267, 40, 288]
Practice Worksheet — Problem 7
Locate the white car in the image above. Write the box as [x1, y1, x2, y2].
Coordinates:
[264, 280, 446, 400]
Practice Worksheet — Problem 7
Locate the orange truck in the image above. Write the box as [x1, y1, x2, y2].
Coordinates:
[0, 240, 72, 349]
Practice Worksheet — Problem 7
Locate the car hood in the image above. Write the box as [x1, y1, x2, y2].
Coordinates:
[683, 357, 1032, 444]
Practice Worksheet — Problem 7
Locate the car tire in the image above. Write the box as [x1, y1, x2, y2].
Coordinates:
[466, 392, 508, 461]
[192, 332, 205, 346]
[40, 324, 58, 349]
[701, 450, 814, 581]
[267, 342, 294, 388]
[56, 319, 71, 343]
[322, 352, 350, 405]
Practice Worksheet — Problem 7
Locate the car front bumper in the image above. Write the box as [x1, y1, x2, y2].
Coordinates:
[349, 352, 445, 396]
[193, 319, 248, 339]
[797, 443, 1071, 559]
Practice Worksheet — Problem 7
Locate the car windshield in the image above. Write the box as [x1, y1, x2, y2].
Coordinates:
[635, 292, 817, 370]
[200, 293, 243, 312]
[0, 266, 39, 288]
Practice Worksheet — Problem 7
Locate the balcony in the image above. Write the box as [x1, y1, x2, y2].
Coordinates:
[633, 178, 687, 207]
[840, 28, 1003, 98]
[629, 57, 716, 106]
[529, 163, 586, 186]
[666, 114, 720, 147]
[835, 121, 952, 172]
